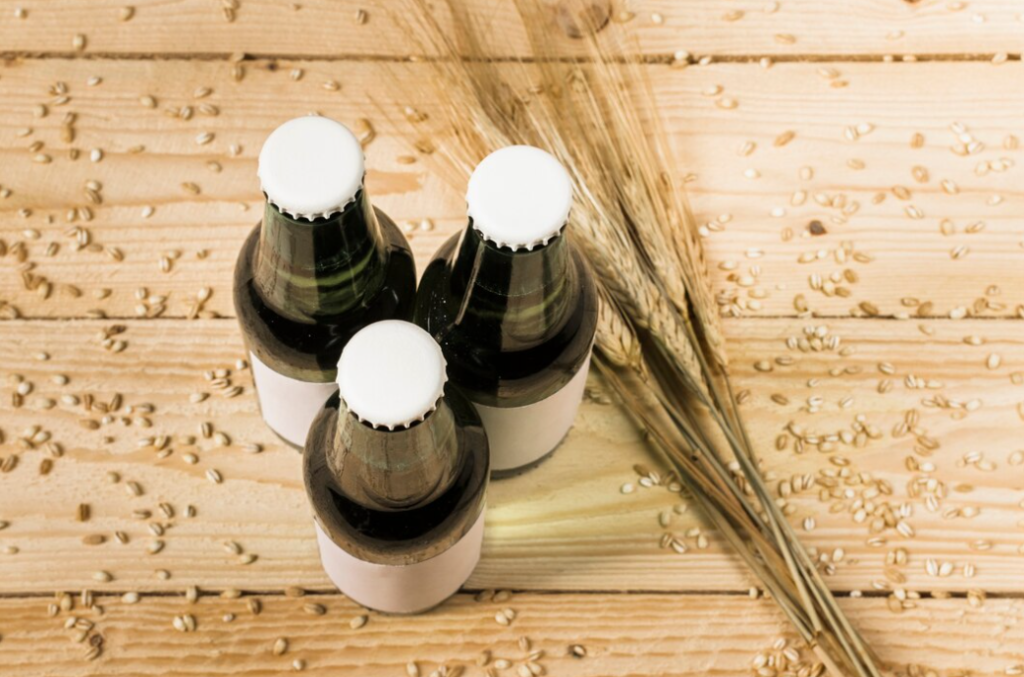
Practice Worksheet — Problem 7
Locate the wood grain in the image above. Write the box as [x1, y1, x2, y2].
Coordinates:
[1, 316, 1022, 595]
[0, 0, 1022, 58]
[2, 2, 1020, 671]
[0, 592, 1021, 676]
[1, 58, 1022, 319]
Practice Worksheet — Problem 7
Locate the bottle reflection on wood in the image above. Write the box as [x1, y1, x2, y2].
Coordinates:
[415, 145, 598, 477]
[303, 321, 489, 614]
[234, 116, 416, 449]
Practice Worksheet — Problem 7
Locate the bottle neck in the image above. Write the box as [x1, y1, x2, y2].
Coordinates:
[447, 223, 575, 350]
[327, 401, 462, 512]
[253, 189, 386, 321]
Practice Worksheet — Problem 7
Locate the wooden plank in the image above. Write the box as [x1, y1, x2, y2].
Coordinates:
[0, 593, 1020, 676]
[1, 58, 1022, 320]
[1, 316, 1023, 594]
[1, 0, 1023, 58]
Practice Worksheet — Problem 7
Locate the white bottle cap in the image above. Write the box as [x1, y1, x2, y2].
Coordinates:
[466, 145, 573, 251]
[336, 321, 448, 431]
[258, 115, 365, 220]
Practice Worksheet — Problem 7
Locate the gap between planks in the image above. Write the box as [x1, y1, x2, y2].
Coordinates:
[0, 51, 1021, 64]
[5, 315, 1020, 323]
[1, 587, 1022, 601]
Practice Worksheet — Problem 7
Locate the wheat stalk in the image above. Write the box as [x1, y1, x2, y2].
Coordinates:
[390, 2, 883, 674]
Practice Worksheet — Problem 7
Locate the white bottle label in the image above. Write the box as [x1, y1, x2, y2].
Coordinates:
[314, 510, 486, 614]
[473, 351, 592, 473]
[249, 351, 338, 448]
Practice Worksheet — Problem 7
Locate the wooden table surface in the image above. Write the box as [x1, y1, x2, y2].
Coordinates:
[1, 1, 1023, 675]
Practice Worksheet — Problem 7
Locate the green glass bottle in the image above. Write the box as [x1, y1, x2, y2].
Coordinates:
[234, 116, 416, 448]
[415, 145, 598, 477]
[304, 321, 489, 613]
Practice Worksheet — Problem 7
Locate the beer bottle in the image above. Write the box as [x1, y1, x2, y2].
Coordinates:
[415, 145, 598, 476]
[234, 116, 416, 448]
[304, 321, 489, 613]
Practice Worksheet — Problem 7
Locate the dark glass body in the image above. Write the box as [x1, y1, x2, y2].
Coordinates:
[304, 388, 489, 565]
[234, 190, 417, 384]
[414, 223, 598, 408]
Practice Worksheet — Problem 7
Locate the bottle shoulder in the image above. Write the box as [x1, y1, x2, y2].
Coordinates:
[417, 230, 597, 328]
[234, 215, 417, 381]
[236, 206, 415, 283]
[415, 234, 598, 406]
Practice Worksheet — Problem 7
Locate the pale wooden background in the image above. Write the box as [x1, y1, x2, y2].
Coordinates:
[1, 1, 1023, 675]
